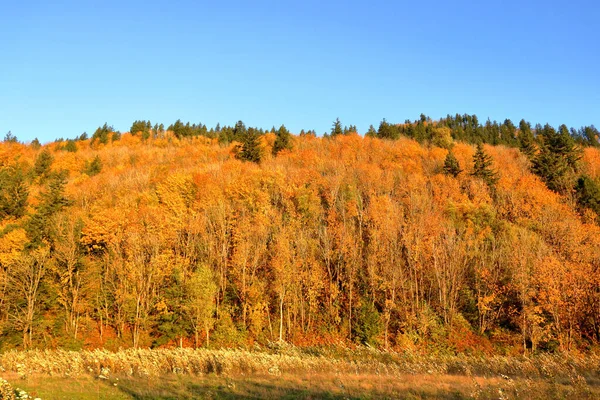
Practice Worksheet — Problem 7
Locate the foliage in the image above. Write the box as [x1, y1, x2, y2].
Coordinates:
[471, 143, 499, 189]
[443, 150, 462, 177]
[272, 125, 292, 155]
[531, 124, 581, 193]
[236, 128, 263, 163]
[83, 155, 102, 176]
[575, 175, 600, 220]
[0, 122, 599, 355]
[3, 131, 18, 143]
[0, 164, 29, 220]
[353, 301, 383, 345]
[33, 149, 53, 180]
[91, 123, 114, 145]
[331, 118, 343, 136]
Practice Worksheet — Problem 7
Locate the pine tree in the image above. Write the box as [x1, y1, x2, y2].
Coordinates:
[31, 138, 41, 149]
[365, 125, 377, 137]
[83, 156, 102, 176]
[443, 150, 462, 177]
[3, 131, 18, 143]
[472, 143, 499, 188]
[91, 123, 113, 145]
[575, 175, 600, 220]
[33, 149, 54, 180]
[272, 125, 292, 156]
[26, 171, 72, 248]
[237, 130, 262, 163]
[518, 119, 536, 158]
[331, 118, 343, 136]
[0, 164, 29, 220]
[531, 124, 581, 193]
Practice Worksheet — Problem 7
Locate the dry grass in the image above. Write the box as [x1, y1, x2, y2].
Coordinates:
[1, 346, 599, 399]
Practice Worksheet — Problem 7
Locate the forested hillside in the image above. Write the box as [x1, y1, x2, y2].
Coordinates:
[1, 116, 600, 355]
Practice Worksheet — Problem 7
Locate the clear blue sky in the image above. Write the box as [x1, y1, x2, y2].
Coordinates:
[1, 0, 599, 142]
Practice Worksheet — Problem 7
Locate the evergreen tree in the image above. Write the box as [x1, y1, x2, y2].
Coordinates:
[471, 143, 499, 189]
[0, 164, 29, 220]
[83, 156, 103, 176]
[33, 149, 54, 180]
[63, 140, 77, 153]
[443, 150, 462, 177]
[331, 118, 343, 136]
[3, 131, 18, 143]
[31, 138, 41, 149]
[532, 124, 581, 193]
[377, 119, 399, 139]
[233, 120, 247, 142]
[272, 125, 292, 156]
[581, 125, 599, 147]
[91, 123, 113, 145]
[236, 130, 262, 163]
[518, 119, 536, 158]
[26, 171, 72, 248]
[130, 120, 151, 136]
[365, 125, 377, 137]
[575, 175, 600, 220]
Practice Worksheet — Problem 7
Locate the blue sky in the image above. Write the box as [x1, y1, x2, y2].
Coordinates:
[1, 0, 599, 142]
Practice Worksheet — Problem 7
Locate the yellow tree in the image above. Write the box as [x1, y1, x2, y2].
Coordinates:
[7, 247, 50, 348]
[185, 264, 217, 347]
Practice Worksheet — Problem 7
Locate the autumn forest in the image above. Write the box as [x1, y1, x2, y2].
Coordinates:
[2, 114, 600, 356]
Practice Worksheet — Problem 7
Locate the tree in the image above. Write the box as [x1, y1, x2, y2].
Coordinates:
[365, 125, 377, 137]
[236, 130, 262, 163]
[30, 138, 41, 149]
[3, 131, 18, 143]
[185, 265, 217, 347]
[130, 120, 151, 136]
[0, 164, 29, 220]
[83, 156, 102, 176]
[63, 140, 78, 153]
[27, 171, 72, 248]
[7, 247, 50, 348]
[33, 149, 54, 180]
[49, 214, 89, 340]
[443, 150, 462, 177]
[331, 118, 343, 136]
[575, 175, 600, 220]
[272, 125, 292, 156]
[532, 124, 581, 193]
[91, 123, 113, 145]
[377, 119, 400, 140]
[471, 143, 499, 189]
[518, 119, 536, 158]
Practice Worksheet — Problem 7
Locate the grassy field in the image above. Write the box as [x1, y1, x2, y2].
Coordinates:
[1, 347, 599, 399]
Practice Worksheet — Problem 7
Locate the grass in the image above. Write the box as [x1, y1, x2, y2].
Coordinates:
[8, 371, 600, 399]
[1, 347, 599, 399]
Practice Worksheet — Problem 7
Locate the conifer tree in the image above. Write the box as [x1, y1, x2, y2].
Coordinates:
[365, 125, 377, 137]
[518, 119, 536, 158]
[237, 130, 262, 163]
[272, 125, 292, 156]
[33, 149, 54, 180]
[331, 118, 343, 136]
[532, 124, 581, 193]
[575, 175, 600, 220]
[472, 143, 499, 189]
[83, 156, 102, 176]
[443, 150, 462, 177]
[0, 164, 29, 220]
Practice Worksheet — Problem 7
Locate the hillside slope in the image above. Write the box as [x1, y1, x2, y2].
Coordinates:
[1, 131, 600, 354]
